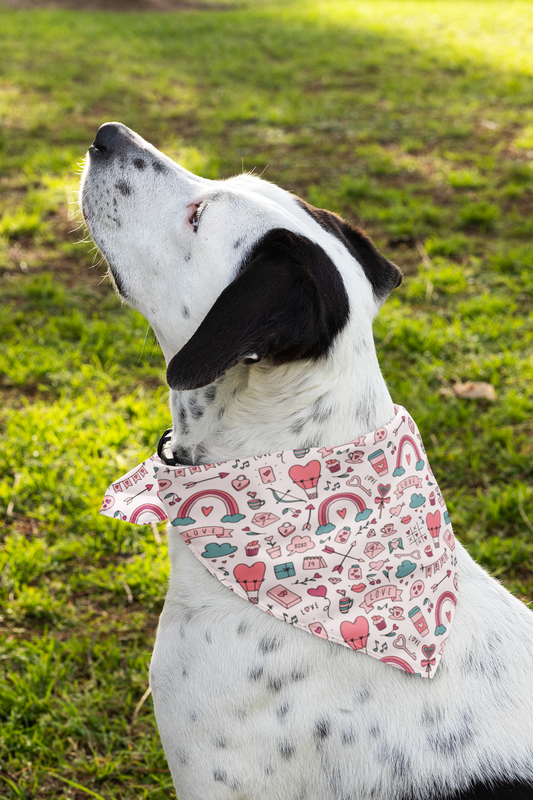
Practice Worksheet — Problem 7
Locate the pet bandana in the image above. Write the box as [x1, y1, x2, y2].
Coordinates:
[100, 405, 458, 678]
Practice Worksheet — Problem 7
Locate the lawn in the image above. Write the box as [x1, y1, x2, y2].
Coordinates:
[1, 0, 532, 797]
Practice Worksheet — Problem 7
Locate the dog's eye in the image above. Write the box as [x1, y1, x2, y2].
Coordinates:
[190, 204, 203, 232]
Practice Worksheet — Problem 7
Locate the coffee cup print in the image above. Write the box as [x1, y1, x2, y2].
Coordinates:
[408, 605, 429, 637]
[368, 449, 389, 476]
[339, 597, 354, 614]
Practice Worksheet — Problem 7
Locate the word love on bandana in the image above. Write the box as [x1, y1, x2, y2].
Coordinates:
[100, 406, 458, 678]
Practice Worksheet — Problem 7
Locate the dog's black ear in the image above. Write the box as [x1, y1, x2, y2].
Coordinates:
[166, 228, 349, 391]
[296, 199, 403, 300]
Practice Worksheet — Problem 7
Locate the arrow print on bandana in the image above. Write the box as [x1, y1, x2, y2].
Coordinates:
[184, 472, 230, 489]
[125, 484, 154, 505]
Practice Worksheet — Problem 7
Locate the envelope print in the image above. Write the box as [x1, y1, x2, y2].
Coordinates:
[251, 512, 280, 528]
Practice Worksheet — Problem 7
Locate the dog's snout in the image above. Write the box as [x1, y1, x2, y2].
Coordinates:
[90, 121, 131, 155]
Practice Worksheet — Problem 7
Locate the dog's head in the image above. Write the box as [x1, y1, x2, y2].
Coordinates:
[80, 122, 402, 391]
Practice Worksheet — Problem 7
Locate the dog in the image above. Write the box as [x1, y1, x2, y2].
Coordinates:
[80, 122, 533, 800]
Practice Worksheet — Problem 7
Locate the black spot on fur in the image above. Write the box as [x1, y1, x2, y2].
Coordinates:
[291, 668, 308, 682]
[189, 395, 204, 420]
[428, 723, 475, 757]
[268, 677, 283, 693]
[184, 253, 191, 262]
[133, 157, 146, 170]
[237, 620, 247, 635]
[279, 740, 296, 760]
[182, 667, 189, 678]
[115, 179, 132, 196]
[291, 418, 306, 436]
[176, 748, 189, 766]
[378, 743, 411, 778]
[265, 764, 275, 776]
[369, 724, 381, 739]
[297, 197, 402, 301]
[214, 738, 228, 749]
[178, 406, 189, 436]
[277, 702, 290, 722]
[189, 710, 198, 722]
[234, 238, 243, 249]
[259, 636, 281, 654]
[355, 686, 372, 704]
[152, 160, 166, 173]
[182, 306, 190, 318]
[311, 397, 333, 424]
[314, 718, 331, 743]
[248, 666, 264, 681]
[341, 728, 357, 745]
[166, 228, 350, 390]
[421, 706, 444, 727]
[213, 769, 227, 783]
[461, 651, 503, 680]
[205, 385, 217, 403]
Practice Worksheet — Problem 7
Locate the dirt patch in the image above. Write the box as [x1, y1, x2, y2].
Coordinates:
[2, 0, 234, 11]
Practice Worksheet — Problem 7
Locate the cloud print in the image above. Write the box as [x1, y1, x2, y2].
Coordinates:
[287, 535, 315, 554]
[409, 493, 425, 509]
[316, 523, 335, 536]
[221, 513, 246, 523]
[434, 624, 447, 636]
[171, 516, 196, 526]
[201, 542, 238, 559]
[395, 560, 417, 579]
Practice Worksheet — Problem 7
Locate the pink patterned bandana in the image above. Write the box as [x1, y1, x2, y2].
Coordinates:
[100, 405, 458, 678]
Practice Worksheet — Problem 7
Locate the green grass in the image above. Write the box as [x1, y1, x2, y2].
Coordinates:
[1, 0, 533, 796]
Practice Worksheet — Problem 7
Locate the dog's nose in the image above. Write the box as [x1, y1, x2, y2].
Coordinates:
[91, 122, 130, 154]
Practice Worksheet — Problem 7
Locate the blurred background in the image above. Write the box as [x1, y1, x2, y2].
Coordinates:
[1, 1, 532, 797]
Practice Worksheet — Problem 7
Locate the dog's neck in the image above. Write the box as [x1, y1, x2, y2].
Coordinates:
[168, 327, 394, 464]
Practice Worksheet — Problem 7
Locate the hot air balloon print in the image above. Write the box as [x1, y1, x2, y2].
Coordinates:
[288, 460, 321, 500]
[426, 510, 441, 548]
[233, 562, 266, 604]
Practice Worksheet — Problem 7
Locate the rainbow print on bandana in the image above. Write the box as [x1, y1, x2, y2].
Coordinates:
[130, 503, 167, 524]
[171, 489, 245, 526]
[316, 493, 372, 536]
[392, 435, 425, 477]
[434, 590, 458, 636]
[380, 656, 416, 674]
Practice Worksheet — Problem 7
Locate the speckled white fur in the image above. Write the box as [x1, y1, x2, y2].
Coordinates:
[81, 124, 533, 800]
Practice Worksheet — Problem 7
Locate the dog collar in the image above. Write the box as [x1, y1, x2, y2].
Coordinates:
[100, 405, 458, 678]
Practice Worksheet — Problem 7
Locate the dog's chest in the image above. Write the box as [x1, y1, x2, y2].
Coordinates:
[150, 535, 392, 798]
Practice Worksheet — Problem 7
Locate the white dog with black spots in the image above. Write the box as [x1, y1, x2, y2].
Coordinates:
[81, 122, 533, 800]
